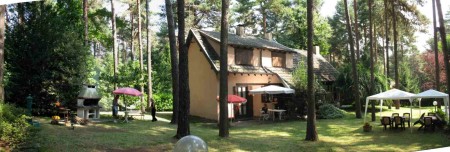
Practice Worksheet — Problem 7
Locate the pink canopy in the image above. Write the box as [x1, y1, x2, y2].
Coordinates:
[216, 95, 247, 103]
[113, 87, 143, 96]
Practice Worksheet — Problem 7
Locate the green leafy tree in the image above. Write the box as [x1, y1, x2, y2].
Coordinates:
[5, 1, 92, 113]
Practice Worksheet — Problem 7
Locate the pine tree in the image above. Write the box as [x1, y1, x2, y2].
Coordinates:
[219, 0, 230, 138]
[165, 0, 179, 124]
[305, 0, 318, 141]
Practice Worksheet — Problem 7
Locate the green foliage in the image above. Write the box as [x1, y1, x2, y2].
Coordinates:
[4, 1, 92, 113]
[153, 93, 173, 111]
[231, 0, 331, 53]
[97, 53, 145, 110]
[0, 103, 31, 148]
[318, 104, 345, 119]
[334, 61, 388, 105]
[434, 108, 446, 121]
[292, 61, 323, 92]
[399, 58, 420, 93]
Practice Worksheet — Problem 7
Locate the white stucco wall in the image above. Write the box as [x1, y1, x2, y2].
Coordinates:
[261, 49, 272, 67]
[286, 53, 293, 68]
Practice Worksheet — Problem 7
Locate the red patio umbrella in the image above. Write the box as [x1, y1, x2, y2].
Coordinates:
[112, 87, 142, 123]
[113, 87, 143, 96]
[216, 95, 247, 103]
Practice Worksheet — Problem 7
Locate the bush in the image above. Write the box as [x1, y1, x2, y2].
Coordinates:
[435, 108, 446, 120]
[0, 103, 31, 148]
[153, 93, 173, 111]
[318, 104, 345, 119]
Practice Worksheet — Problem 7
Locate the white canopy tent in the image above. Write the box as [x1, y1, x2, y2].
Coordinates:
[249, 85, 295, 94]
[364, 89, 415, 123]
[414, 89, 449, 121]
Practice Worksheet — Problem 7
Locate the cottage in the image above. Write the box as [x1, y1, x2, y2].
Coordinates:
[186, 27, 338, 121]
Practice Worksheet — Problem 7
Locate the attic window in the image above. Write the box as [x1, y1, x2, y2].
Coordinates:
[272, 52, 286, 67]
[235, 48, 253, 65]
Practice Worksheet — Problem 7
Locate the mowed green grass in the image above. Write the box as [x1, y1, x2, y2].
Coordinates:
[32, 107, 450, 152]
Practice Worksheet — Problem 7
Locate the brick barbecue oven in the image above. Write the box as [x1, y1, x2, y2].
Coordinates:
[77, 85, 102, 119]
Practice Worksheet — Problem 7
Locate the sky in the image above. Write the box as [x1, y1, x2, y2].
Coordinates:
[318, 0, 450, 52]
[116, 0, 449, 52]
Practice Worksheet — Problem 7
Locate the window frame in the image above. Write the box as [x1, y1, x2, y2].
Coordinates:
[234, 48, 254, 66]
[271, 51, 286, 67]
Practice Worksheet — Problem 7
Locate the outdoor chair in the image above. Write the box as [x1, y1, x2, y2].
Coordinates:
[380, 116, 391, 130]
[423, 117, 434, 132]
[393, 116, 405, 130]
[428, 113, 436, 116]
[260, 110, 270, 121]
[413, 113, 425, 130]
[390, 113, 399, 126]
[391, 113, 399, 117]
[403, 113, 411, 127]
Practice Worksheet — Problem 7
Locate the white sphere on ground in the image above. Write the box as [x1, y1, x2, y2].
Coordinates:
[174, 135, 208, 152]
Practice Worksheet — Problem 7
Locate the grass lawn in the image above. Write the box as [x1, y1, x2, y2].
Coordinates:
[29, 107, 449, 152]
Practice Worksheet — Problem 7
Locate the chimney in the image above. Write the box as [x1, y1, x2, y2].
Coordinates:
[236, 25, 245, 36]
[264, 33, 272, 40]
[313, 46, 320, 55]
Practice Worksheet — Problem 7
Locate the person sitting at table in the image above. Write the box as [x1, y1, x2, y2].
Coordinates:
[262, 104, 268, 114]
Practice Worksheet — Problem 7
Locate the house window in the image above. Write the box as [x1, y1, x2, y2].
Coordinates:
[235, 48, 253, 65]
[272, 52, 285, 67]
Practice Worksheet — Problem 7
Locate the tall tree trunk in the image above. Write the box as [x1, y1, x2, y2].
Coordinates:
[111, 0, 118, 89]
[18, 3, 25, 25]
[353, 0, 360, 61]
[123, 42, 127, 63]
[369, 0, 375, 122]
[83, 0, 88, 46]
[0, 5, 5, 103]
[165, 0, 179, 124]
[344, 0, 361, 119]
[432, 0, 440, 91]
[137, 0, 145, 112]
[305, 0, 318, 141]
[146, 0, 152, 110]
[392, 0, 400, 109]
[384, 0, 390, 78]
[383, 37, 386, 75]
[94, 42, 97, 57]
[260, 2, 266, 34]
[436, 0, 450, 118]
[130, 8, 135, 61]
[176, 0, 190, 139]
[219, 0, 230, 138]
[374, 24, 377, 63]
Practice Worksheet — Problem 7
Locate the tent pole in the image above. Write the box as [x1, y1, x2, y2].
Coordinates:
[445, 97, 449, 121]
[419, 99, 421, 116]
[380, 100, 383, 119]
[364, 99, 369, 123]
[410, 98, 413, 133]
[444, 97, 450, 120]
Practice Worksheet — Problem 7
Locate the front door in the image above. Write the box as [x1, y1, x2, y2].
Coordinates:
[235, 86, 253, 119]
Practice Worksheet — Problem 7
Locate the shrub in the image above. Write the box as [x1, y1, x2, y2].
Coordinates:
[435, 108, 446, 120]
[153, 93, 173, 111]
[318, 104, 345, 119]
[0, 103, 31, 148]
